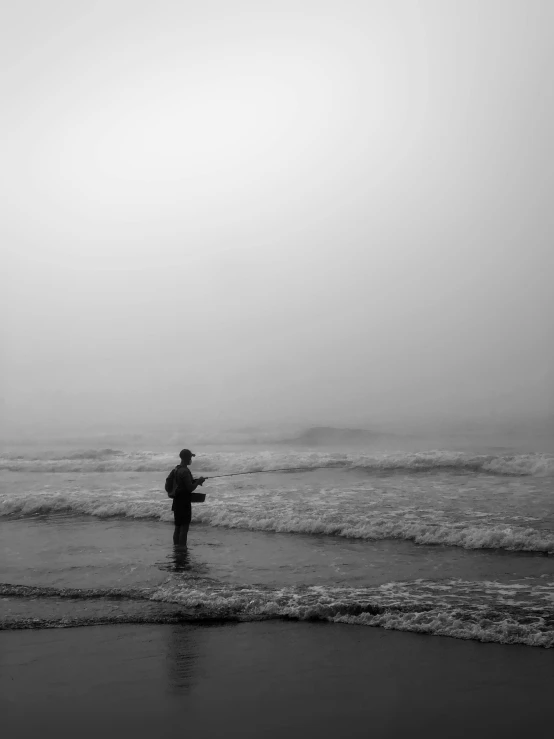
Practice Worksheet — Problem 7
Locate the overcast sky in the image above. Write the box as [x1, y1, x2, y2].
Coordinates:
[2, 0, 553, 432]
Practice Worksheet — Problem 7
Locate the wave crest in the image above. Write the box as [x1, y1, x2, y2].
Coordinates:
[1, 449, 553, 476]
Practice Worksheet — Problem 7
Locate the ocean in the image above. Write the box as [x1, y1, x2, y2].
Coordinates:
[1, 433, 554, 648]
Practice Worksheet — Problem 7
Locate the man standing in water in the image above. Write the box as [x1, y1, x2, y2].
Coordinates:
[171, 449, 205, 547]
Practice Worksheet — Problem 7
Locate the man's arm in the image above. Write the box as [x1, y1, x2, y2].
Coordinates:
[175, 468, 195, 495]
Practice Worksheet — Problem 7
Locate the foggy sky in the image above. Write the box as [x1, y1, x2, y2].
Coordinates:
[2, 0, 553, 433]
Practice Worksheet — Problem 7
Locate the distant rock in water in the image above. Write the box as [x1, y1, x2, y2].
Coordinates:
[287, 427, 387, 446]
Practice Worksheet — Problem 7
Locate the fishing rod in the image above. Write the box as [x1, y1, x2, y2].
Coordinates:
[204, 465, 342, 480]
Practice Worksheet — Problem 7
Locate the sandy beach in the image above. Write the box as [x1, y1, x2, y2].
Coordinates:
[1, 621, 552, 739]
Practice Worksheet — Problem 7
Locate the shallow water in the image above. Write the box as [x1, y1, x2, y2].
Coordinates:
[3, 517, 554, 591]
[1, 445, 554, 647]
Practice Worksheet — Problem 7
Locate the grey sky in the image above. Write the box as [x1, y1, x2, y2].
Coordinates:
[2, 0, 553, 432]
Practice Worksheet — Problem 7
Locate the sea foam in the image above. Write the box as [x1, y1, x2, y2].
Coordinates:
[1, 485, 553, 554]
[2, 578, 553, 648]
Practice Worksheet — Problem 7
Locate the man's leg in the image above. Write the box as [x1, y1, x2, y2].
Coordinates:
[176, 523, 189, 547]
[173, 505, 191, 547]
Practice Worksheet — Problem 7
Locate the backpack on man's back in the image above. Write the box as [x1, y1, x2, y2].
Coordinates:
[165, 468, 178, 498]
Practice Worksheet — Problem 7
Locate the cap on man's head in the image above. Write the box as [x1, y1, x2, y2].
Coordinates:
[179, 449, 195, 460]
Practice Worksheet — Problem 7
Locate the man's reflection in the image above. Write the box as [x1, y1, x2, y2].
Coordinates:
[171, 545, 191, 572]
[165, 623, 203, 694]
[158, 545, 211, 577]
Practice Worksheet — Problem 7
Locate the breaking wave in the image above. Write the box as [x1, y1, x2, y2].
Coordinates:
[1, 449, 553, 476]
[194, 510, 554, 554]
[1, 488, 553, 554]
[2, 578, 553, 648]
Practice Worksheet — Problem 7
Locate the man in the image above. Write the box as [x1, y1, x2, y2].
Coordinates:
[171, 449, 205, 547]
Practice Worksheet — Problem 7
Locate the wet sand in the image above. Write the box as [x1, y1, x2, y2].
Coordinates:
[1, 621, 552, 739]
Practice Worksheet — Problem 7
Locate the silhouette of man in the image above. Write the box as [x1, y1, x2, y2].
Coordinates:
[172, 449, 205, 547]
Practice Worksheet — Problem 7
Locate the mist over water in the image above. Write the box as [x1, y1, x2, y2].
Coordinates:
[2, 0, 554, 439]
